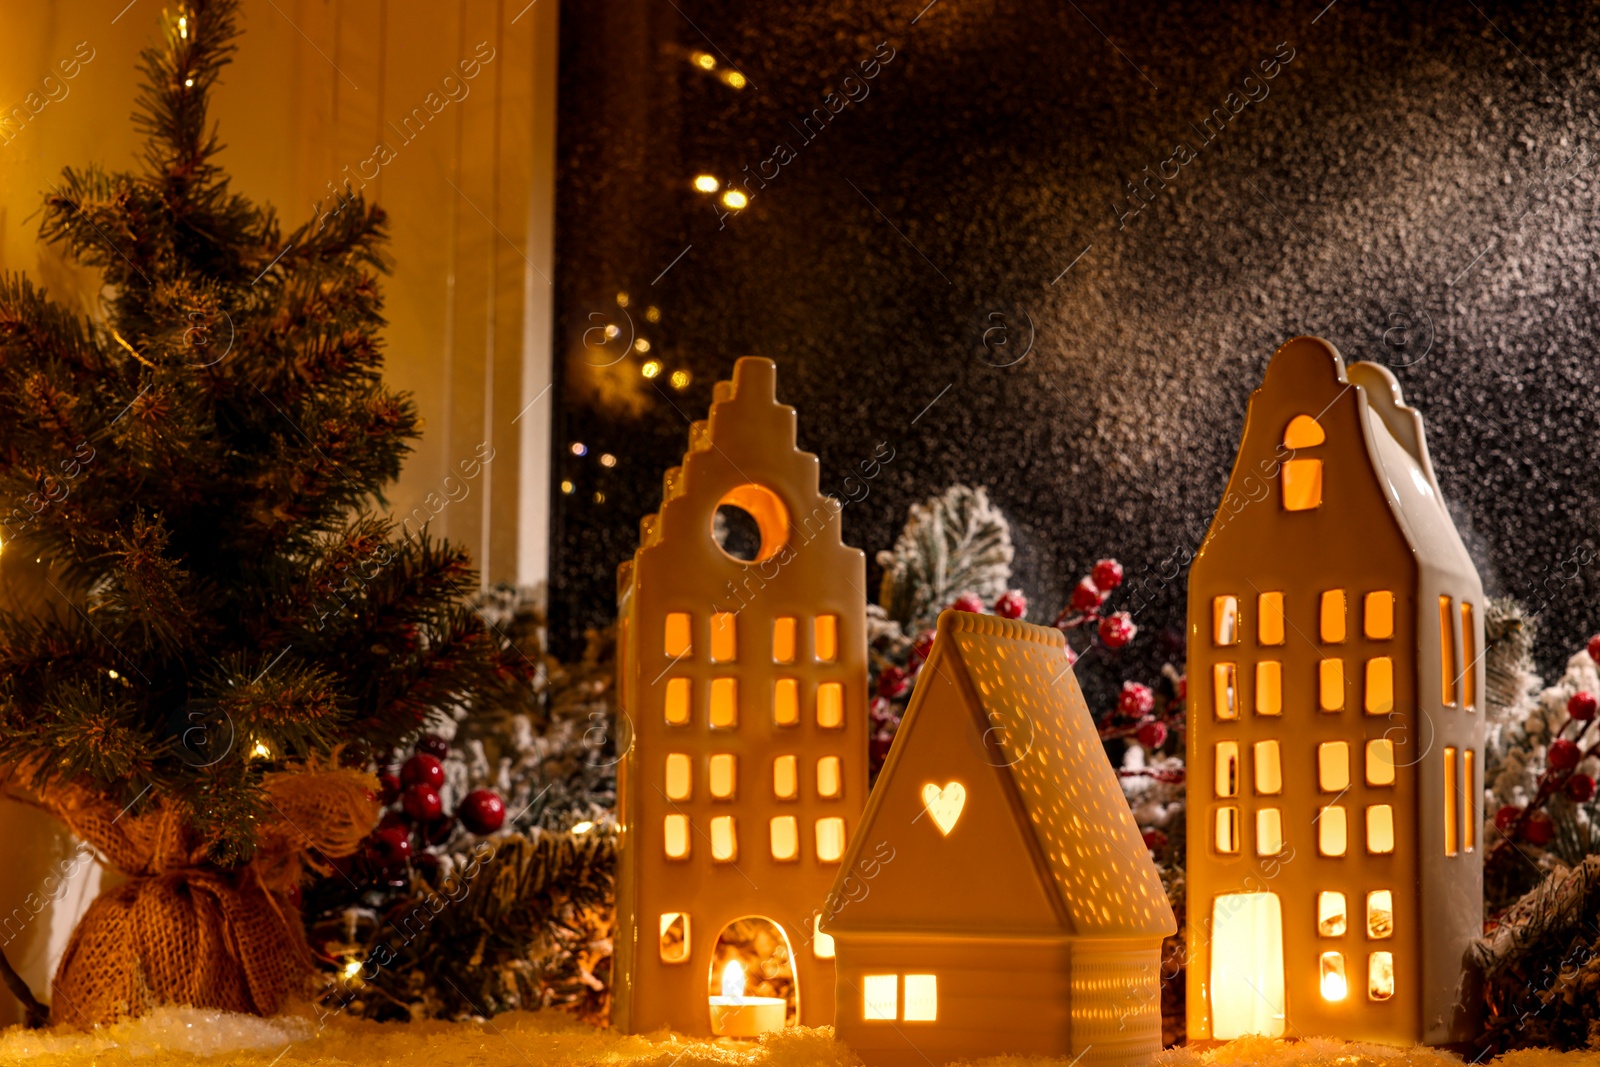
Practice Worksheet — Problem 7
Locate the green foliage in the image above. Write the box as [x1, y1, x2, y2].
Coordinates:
[0, 0, 516, 864]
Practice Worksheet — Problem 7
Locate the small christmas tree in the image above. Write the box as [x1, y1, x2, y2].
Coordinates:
[0, 0, 519, 1023]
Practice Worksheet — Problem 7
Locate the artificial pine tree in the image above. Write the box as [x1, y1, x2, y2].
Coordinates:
[0, 0, 521, 1023]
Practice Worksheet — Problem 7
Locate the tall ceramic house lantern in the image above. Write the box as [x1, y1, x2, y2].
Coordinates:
[822, 611, 1175, 1067]
[612, 357, 868, 1037]
[1186, 336, 1484, 1045]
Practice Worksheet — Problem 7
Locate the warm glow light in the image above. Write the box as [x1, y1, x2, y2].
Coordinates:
[642, 360, 663, 379]
[720, 958, 746, 999]
[178, 15, 189, 38]
[184, 78, 195, 87]
[1320, 952, 1348, 1001]
[570, 442, 587, 456]
[342, 958, 362, 980]
[250, 739, 271, 760]
[645, 305, 661, 322]
[571, 821, 594, 835]
[693, 51, 716, 70]
[616, 292, 630, 308]
[108, 669, 120, 680]
[670, 369, 691, 390]
[724, 70, 747, 89]
[603, 323, 620, 339]
[722, 190, 749, 210]
[633, 338, 651, 354]
[560, 480, 574, 494]
[1210, 892, 1285, 1038]
[599, 453, 617, 468]
[694, 174, 720, 193]
[593, 491, 606, 504]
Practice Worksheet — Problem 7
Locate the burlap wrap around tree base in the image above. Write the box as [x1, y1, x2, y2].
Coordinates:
[13, 763, 378, 1028]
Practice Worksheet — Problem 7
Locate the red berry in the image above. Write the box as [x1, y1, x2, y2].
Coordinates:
[1549, 738, 1582, 771]
[401, 753, 445, 789]
[370, 825, 412, 864]
[1569, 692, 1598, 721]
[869, 696, 895, 725]
[949, 593, 986, 615]
[911, 630, 936, 664]
[1524, 812, 1555, 845]
[1118, 682, 1155, 718]
[993, 590, 1027, 620]
[1493, 804, 1522, 832]
[1063, 643, 1079, 666]
[379, 772, 401, 804]
[1566, 774, 1596, 802]
[1589, 634, 1600, 663]
[1141, 829, 1167, 851]
[1099, 612, 1136, 649]
[459, 789, 506, 835]
[877, 666, 909, 699]
[1092, 559, 1124, 591]
[402, 783, 443, 821]
[1176, 675, 1187, 700]
[1070, 578, 1104, 613]
[1136, 720, 1168, 749]
[416, 733, 450, 760]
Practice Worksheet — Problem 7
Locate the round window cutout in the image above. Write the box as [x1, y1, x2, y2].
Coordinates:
[711, 484, 789, 564]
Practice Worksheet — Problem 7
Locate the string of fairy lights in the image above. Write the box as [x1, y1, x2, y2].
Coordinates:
[562, 46, 748, 509]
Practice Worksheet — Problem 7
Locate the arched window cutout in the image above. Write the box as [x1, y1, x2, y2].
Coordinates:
[1284, 414, 1327, 448]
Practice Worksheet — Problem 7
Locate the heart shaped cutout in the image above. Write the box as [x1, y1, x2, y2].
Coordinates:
[922, 781, 966, 836]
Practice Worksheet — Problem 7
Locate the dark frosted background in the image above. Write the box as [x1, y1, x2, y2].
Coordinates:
[548, 0, 1600, 681]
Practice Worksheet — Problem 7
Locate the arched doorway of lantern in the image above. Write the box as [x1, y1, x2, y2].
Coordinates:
[706, 915, 799, 1037]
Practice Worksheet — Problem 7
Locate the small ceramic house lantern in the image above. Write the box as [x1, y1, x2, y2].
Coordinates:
[612, 357, 868, 1037]
[821, 611, 1175, 1067]
[1186, 336, 1484, 1046]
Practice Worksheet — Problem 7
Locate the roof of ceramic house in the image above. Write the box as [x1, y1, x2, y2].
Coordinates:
[830, 610, 1176, 940]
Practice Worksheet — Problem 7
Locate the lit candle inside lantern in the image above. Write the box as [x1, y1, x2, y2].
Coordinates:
[708, 958, 785, 1037]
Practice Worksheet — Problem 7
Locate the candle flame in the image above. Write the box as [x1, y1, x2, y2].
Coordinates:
[720, 958, 746, 999]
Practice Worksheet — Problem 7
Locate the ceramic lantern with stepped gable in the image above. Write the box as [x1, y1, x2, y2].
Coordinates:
[612, 357, 868, 1037]
[1186, 336, 1484, 1045]
[821, 610, 1175, 1067]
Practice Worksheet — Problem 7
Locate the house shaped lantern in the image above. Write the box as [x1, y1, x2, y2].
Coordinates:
[612, 357, 868, 1037]
[1186, 336, 1484, 1045]
[821, 610, 1175, 1067]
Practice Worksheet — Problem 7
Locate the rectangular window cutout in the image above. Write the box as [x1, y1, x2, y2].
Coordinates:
[710, 612, 737, 663]
[1320, 951, 1348, 1001]
[1215, 806, 1239, 854]
[1319, 658, 1345, 712]
[815, 817, 846, 862]
[665, 613, 692, 658]
[665, 677, 692, 726]
[710, 815, 737, 862]
[665, 753, 692, 801]
[863, 974, 897, 1021]
[1464, 749, 1477, 852]
[815, 615, 839, 663]
[773, 755, 798, 800]
[1366, 890, 1393, 939]
[664, 814, 689, 859]
[1284, 458, 1323, 511]
[1213, 595, 1239, 646]
[1318, 891, 1347, 937]
[1254, 740, 1283, 795]
[1367, 804, 1395, 854]
[1369, 951, 1395, 1001]
[1364, 591, 1395, 641]
[816, 756, 842, 799]
[770, 815, 799, 861]
[1258, 592, 1285, 646]
[1215, 741, 1239, 798]
[1444, 747, 1458, 856]
[813, 914, 835, 959]
[1319, 806, 1347, 857]
[774, 679, 799, 726]
[772, 617, 797, 664]
[1321, 590, 1347, 644]
[709, 678, 738, 728]
[1365, 657, 1394, 715]
[1255, 661, 1283, 716]
[1214, 663, 1239, 720]
[709, 753, 737, 800]
[1318, 741, 1350, 793]
[903, 974, 938, 1022]
[816, 682, 844, 728]
[1256, 808, 1284, 856]
[1462, 603, 1477, 710]
[1439, 596, 1457, 707]
[659, 912, 690, 963]
[1366, 739, 1396, 786]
